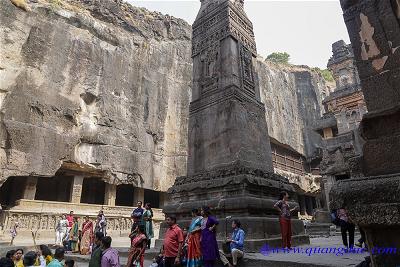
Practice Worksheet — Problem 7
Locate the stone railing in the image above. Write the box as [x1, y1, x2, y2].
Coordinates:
[0, 200, 164, 240]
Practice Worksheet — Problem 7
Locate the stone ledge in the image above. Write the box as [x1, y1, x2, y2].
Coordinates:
[329, 174, 400, 225]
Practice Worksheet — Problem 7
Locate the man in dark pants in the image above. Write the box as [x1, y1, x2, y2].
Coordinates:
[338, 207, 355, 248]
[162, 216, 184, 267]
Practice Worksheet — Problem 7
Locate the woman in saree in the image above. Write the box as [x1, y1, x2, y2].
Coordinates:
[143, 203, 154, 249]
[127, 224, 147, 267]
[80, 216, 93, 255]
[200, 206, 219, 267]
[186, 209, 203, 267]
[69, 217, 80, 253]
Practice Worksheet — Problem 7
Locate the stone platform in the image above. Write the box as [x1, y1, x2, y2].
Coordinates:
[160, 166, 310, 252]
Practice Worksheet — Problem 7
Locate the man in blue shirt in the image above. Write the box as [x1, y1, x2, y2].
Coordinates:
[219, 219, 245, 267]
[131, 201, 144, 219]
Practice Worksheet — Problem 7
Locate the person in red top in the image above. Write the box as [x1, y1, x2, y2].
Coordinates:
[66, 211, 74, 229]
[162, 216, 184, 267]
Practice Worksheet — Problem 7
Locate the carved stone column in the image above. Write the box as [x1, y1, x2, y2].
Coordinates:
[305, 196, 313, 216]
[331, 0, 400, 265]
[133, 187, 144, 205]
[69, 175, 84, 204]
[298, 195, 306, 215]
[105, 184, 116, 206]
[22, 177, 38, 200]
[158, 0, 309, 252]
[322, 175, 336, 209]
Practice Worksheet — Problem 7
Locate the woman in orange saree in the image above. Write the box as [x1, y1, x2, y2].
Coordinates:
[127, 225, 147, 267]
[80, 216, 93, 255]
[186, 209, 203, 267]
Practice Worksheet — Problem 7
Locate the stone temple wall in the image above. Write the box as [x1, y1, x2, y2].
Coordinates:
[0, 0, 330, 193]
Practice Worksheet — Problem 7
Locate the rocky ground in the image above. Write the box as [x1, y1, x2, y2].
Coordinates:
[0, 235, 368, 267]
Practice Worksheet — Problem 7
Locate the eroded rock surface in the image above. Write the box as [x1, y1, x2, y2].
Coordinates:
[257, 61, 329, 159]
[0, 0, 330, 192]
[0, 0, 191, 191]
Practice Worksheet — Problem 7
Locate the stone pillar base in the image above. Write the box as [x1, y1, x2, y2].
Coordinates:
[159, 166, 310, 252]
[363, 226, 400, 266]
[330, 174, 400, 266]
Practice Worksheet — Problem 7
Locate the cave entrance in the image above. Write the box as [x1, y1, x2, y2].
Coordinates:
[116, 184, 134, 207]
[81, 178, 105, 205]
[144, 189, 160, 209]
[35, 176, 73, 202]
[0, 176, 26, 208]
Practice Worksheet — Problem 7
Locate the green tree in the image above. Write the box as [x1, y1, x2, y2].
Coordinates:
[312, 67, 334, 82]
[266, 52, 290, 64]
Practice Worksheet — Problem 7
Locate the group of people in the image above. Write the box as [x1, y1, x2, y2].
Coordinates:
[54, 210, 107, 255]
[0, 246, 74, 267]
[0, 235, 121, 267]
[144, 206, 245, 267]
[2, 192, 304, 267]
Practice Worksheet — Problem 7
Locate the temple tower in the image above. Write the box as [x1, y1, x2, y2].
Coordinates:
[160, 0, 309, 251]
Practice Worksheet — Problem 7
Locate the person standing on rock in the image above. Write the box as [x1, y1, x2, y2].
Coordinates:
[95, 210, 107, 236]
[143, 203, 154, 249]
[9, 221, 18, 246]
[274, 191, 298, 249]
[66, 211, 74, 232]
[162, 216, 184, 267]
[200, 206, 219, 267]
[81, 216, 94, 255]
[56, 215, 69, 246]
[131, 201, 145, 224]
[69, 217, 80, 253]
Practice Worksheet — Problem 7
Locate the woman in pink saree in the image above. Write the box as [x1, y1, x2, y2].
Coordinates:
[127, 225, 147, 267]
[80, 216, 93, 255]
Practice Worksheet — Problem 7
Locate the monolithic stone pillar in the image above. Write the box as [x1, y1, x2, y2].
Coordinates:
[322, 175, 335, 209]
[331, 1, 400, 265]
[22, 177, 38, 200]
[133, 187, 144, 205]
[105, 184, 116, 206]
[305, 196, 313, 216]
[70, 175, 84, 204]
[159, 0, 308, 252]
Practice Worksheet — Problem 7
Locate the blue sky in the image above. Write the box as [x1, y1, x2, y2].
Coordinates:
[128, 1, 350, 68]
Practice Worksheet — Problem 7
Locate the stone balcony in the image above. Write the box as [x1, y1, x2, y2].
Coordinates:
[0, 199, 164, 239]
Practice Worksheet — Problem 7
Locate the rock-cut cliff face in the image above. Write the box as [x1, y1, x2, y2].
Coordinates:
[256, 61, 329, 159]
[0, 0, 192, 191]
[0, 0, 330, 192]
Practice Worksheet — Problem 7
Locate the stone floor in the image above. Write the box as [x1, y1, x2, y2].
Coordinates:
[0, 235, 368, 267]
